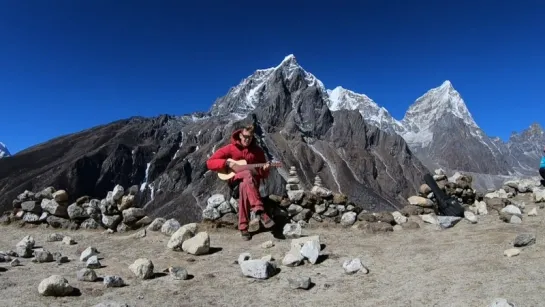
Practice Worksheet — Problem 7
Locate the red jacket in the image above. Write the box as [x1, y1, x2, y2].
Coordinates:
[206, 129, 270, 182]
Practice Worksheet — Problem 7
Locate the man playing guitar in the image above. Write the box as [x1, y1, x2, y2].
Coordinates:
[206, 124, 275, 240]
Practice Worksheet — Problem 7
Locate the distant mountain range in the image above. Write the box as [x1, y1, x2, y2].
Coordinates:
[0, 54, 542, 221]
[326, 76, 544, 190]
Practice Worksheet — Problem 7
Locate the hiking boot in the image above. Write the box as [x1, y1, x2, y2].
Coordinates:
[248, 211, 261, 233]
[240, 230, 252, 241]
[259, 212, 275, 229]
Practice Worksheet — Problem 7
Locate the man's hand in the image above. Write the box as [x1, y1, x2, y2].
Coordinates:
[262, 161, 271, 171]
[228, 161, 243, 173]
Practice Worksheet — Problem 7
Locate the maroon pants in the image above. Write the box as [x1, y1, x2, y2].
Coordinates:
[233, 170, 264, 231]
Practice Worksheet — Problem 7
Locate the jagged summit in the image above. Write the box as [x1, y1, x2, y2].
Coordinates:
[0, 142, 10, 158]
[209, 54, 327, 118]
[403, 80, 478, 129]
[326, 86, 404, 134]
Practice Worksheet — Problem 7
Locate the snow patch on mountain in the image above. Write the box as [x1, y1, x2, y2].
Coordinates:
[326, 86, 404, 134]
[0, 142, 11, 158]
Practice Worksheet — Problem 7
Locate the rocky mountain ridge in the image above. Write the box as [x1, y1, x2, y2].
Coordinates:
[328, 79, 544, 190]
[0, 55, 429, 223]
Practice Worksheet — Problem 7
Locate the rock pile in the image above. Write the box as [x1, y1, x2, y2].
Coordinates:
[405, 168, 544, 226]
[202, 166, 430, 232]
[4, 184, 152, 232]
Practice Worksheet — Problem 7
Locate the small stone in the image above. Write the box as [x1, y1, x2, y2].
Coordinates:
[80, 247, 99, 262]
[129, 258, 154, 280]
[528, 208, 537, 216]
[62, 236, 76, 245]
[10, 259, 20, 266]
[38, 275, 73, 296]
[77, 268, 98, 282]
[104, 276, 125, 287]
[287, 276, 312, 290]
[161, 218, 181, 235]
[239, 259, 275, 279]
[169, 266, 189, 280]
[393, 225, 403, 231]
[283, 223, 302, 239]
[33, 250, 54, 263]
[504, 248, 520, 257]
[342, 258, 368, 274]
[282, 247, 304, 267]
[261, 241, 274, 249]
[147, 218, 166, 231]
[489, 298, 516, 307]
[464, 211, 478, 224]
[300, 240, 320, 264]
[182, 232, 210, 255]
[514, 233, 536, 247]
[86, 255, 102, 269]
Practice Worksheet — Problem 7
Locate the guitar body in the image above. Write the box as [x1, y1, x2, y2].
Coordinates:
[217, 158, 282, 181]
[217, 159, 247, 181]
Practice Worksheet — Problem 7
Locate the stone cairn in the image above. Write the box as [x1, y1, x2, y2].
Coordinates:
[405, 168, 544, 226]
[204, 166, 424, 233]
[1, 184, 153, 232]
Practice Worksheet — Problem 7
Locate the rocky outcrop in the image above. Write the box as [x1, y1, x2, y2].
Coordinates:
[3, 184, 151, 231]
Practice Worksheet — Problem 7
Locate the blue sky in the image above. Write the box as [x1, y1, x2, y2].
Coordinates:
[0, 0, 543, 154]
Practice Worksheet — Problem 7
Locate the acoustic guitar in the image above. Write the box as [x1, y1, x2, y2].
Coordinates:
[217, 158, 282, 180]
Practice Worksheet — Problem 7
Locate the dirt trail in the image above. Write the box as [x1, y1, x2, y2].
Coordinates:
[1, 201, 544, 307]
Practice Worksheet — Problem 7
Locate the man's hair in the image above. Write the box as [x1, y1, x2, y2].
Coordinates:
[242, 124, 255, 134]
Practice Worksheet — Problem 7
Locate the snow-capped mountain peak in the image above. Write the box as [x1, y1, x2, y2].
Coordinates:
[209, 54, 327, 117]
[0, 142, 11, 158]
[403, 80, 479, 130]
[326, 86, 403, 134]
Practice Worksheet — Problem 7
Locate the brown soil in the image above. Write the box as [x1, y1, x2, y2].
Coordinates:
[0, 198, 543, 307]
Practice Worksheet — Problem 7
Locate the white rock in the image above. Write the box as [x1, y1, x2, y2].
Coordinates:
[420, 214, 438, 224]
[340, 212, 357, 226]
[300, 240, 320, 264]
[476, 201, 488, 215]
[86, 255, 101, 269]
[80, 247, 99, 262]
[239, 259, 274, 279]
[528, 208, 538, 216]
[408, 196, 434, 207]
[510, 215, 522, 224]
[501, 205, 522, 216]
[392, 211, 408, 224]
[489, 298, 515, 307]
[504, 248, 520, 257]
[342, 258, 368, 274]
[438, 216, 462, 229]
[167, 226, 194, 250]
[207, 194, 225, 209]
[38, 275, 73, 296]
[182, 232, 210, 255]
[464, 211, 478, 224]
[533, 188, 545, 202]
[261, 241, 274, 249]
[161, 218, 181, 235]
[282, 247, 304, 267]
[485, 189, 508, 199]
[238, 252, 251, 264]
[287, 190, 305, 202]
[129, 258, 154, 279]
[112, 185, 125, 201]
[291, 235, 320, 250]
[283, 223, 302, 238]
[62, 236, 76, 245]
